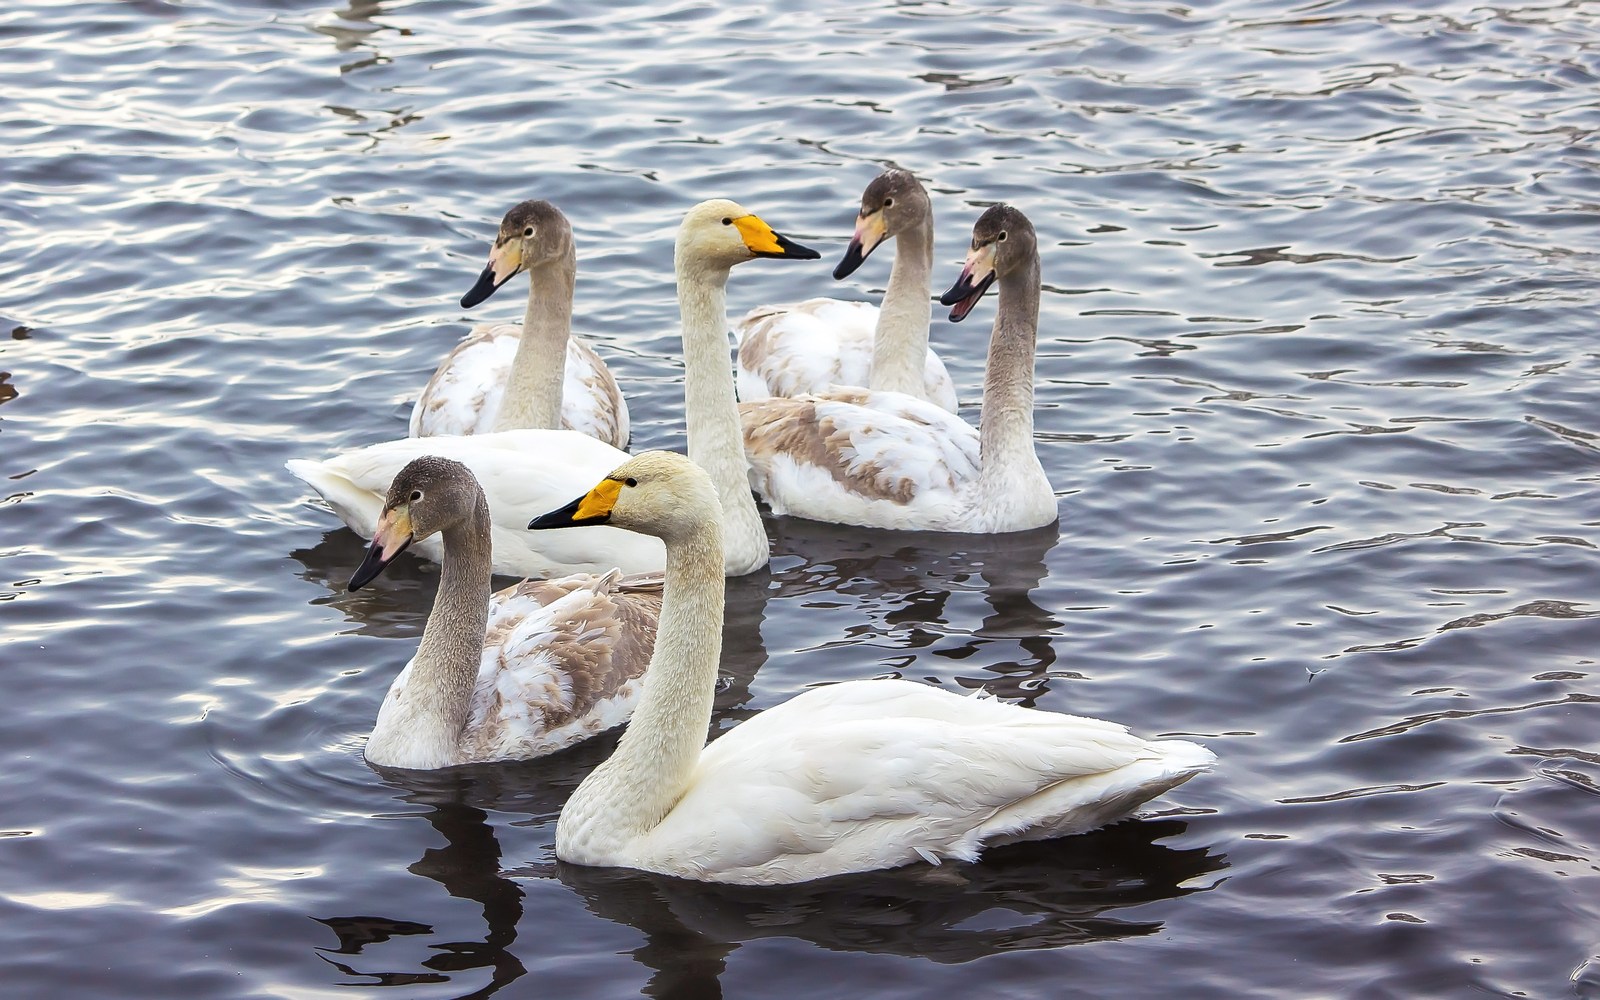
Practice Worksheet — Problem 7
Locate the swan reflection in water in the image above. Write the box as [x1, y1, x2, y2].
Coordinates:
[313, 759, 1224, 998]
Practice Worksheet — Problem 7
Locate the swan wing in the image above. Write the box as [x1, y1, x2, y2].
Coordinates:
[739, 388, 981, 528]
[645, 680, 1212, 883]
[410, 323, 630, 448]
[734, 298, 876, 401]
[462, 569, 664, 760]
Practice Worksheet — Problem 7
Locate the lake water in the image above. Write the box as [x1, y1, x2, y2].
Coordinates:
[6, 0, 1600, 996]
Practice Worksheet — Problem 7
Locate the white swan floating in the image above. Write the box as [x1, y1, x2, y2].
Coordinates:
[735, 169, 957, 411]
[528, 450, 1215, 885]
[739, 204, 1057, 533]
[411, 200, 630, 448]
[288, 199, 822, 578]
[348, 455, 662, 769]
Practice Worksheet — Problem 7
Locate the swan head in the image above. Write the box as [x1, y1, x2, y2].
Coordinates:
[349, 456, 483, 590]
[527, 450, 719, 545]
[460, 199, 575, 308]
[939, 204, 1036, 323]
[674, 199, 820, 276]
[834, 169, 930, 280]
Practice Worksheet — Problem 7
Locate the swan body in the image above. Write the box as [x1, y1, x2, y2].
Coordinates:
[349, 456, 663, 769]
[735, 170, 956, 411]
[410, 322, 626, 446]
[287, 430, 664, 578]
[289, 198, 819, 578]
[529, 450, 1215, 885]
[739, 204, 1057, 533]
[411, 200, 630, 448]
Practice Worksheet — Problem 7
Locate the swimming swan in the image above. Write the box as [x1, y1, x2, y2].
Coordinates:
[287, 199, 821, 578]
[410, 200, 630, 448]
[739, 204, 1056, 533]
[349, 455, 662, 769]
[735, 169, 957, 411]
[527, 450, 1215, 885]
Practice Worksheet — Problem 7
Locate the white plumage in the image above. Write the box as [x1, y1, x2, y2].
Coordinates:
[539, 451, 1215, 885]
[410, 321, 628, 447]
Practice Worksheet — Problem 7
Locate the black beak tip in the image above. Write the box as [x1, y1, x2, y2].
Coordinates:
[460, 265, 500, 309]
[833, 243, 866, 280]
[528, 494, 585, 531]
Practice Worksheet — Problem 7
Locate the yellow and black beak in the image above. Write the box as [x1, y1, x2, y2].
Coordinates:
[460, 239, 525, 308]
[528, 477, 623, 530]
[350, 507, 415, 591]
[938, 242, 998, 323]
[732, 214, 821, 261]
[833, 210, 888, 280]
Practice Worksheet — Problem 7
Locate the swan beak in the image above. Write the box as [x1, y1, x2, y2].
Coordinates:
[528, 477, 623, 530]
[460, 240, 524, 308]
[733, 214, 821, 261]
[833, 211, 888, 280]
[938, 243, 998, 323]
[349, 507, 415, 591]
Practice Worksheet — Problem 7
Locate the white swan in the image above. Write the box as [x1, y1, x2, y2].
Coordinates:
[738, 204, 1056, 533]
[735, 169, 957, 411]
[287, 199, 821, 578]
[347, 455, 662, 768]
[528, 451, 1214, 885]
[410, 200, 630, 448]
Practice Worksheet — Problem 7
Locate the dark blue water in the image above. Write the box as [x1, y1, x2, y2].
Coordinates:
[6, 0, 1600, 996]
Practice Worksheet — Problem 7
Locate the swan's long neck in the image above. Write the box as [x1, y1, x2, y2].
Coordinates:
[977, 254, 1045, 494]
[676, 259, 767, 574]
[869, 217, 934, 398]
[494, 257, 576, 431]
[562, 518, 724, 841]
[369, 497, 492, 767]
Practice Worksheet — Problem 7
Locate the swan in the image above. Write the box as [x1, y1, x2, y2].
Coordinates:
[287, 199, 820, 577]
[348, 454, 662, 769]
[738, 204, 1056, 533]
[409, 200, 631, 448]
[528, 450, 1215, 885]
[406, 200, 630, 448]
[735, 169, 957, 411]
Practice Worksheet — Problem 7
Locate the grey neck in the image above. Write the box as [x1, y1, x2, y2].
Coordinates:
[869, 216, 934, 397]
[407, 496, 493, 752]
[977, 254, 1043, 488]
[494, 256, 576, 431]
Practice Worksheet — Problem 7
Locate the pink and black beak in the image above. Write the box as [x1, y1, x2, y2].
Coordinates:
[460, 239, 525, 309]
[833, 210, 889, 280]
[349, 507, 416, 590]
[939, 243, 998, 323]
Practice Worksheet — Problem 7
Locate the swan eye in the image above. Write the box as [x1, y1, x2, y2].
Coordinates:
[624, 477, 637, 488]
[410, 490, 423, 502]
[523, 226, 534, 237]
[883, 197, 894, 208]
[721, 217, 732, 225]
[997, 231, 1007, 242]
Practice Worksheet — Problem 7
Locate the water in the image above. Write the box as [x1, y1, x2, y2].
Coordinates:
[5, 0, 1600, 995]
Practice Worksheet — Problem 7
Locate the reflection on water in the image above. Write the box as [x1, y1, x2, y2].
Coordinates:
[548, 819, 1224, 1000]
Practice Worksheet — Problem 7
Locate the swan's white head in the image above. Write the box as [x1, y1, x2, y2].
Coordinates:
[939, 204, 1037, 323]
[834, 168, 931, 280]
[349, 456, 485, 590]
[461, 199, 575, 308]
[674, 199, 820, 277]
[527, 451, 720, 545]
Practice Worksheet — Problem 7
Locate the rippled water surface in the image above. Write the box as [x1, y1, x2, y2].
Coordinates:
[7, 0, 1600, 996]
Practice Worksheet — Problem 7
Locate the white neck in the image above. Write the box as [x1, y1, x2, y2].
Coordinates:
[493, 259, 575, 432]
[557, 519, 724, 851]
[868, 216, 934, 398]
[977, 256, 1047, 501]
[675, 258, 769, 575]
